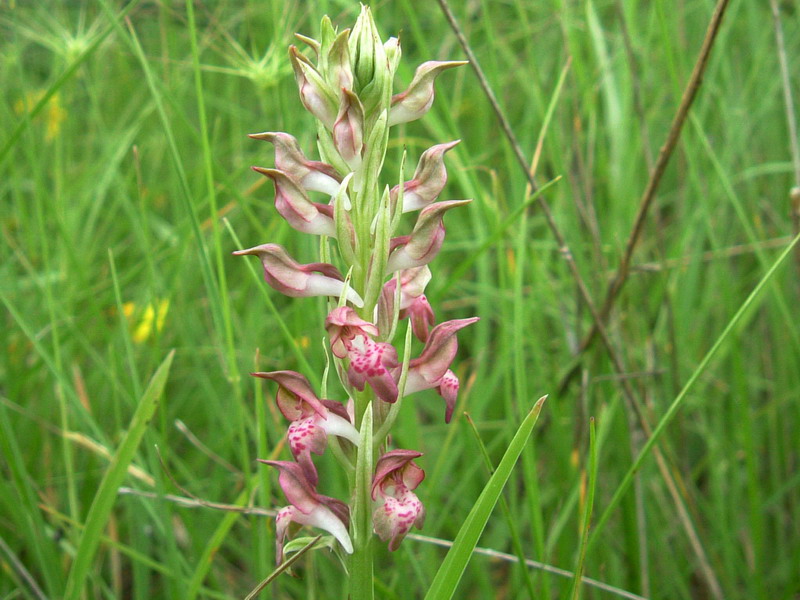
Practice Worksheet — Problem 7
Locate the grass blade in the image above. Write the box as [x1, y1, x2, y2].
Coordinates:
[63, 350, 175, 600]
[424, 395, 547, 600]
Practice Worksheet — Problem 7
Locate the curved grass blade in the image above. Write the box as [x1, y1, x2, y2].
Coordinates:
[424, 395, 547, 600]
[63, 350, 174, 600]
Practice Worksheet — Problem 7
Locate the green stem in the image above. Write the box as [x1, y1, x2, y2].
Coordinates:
[349, 402, 375, 600]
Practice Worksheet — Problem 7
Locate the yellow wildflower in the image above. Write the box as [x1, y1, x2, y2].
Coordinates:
[14, 90, 67, 141]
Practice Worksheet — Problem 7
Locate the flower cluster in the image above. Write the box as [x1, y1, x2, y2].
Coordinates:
[236, 7, 477, 563]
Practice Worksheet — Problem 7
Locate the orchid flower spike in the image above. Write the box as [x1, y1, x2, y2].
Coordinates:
[233, 243, 364, 307]
[392, 140, 460, 213]
[389, 61, 467, 126]
[252, 166, 336, 237]
[325, 306, 400, 404]
[401, 317, 480, 422]
[386, 199, 472, 273]
[248, 132, 342, 196]
[371, 450, 426, 551]
[253, 370, 359, 485]
[260, 460, 353, 563]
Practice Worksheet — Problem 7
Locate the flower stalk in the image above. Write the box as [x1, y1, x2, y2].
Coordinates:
[235, 7, 475, 597]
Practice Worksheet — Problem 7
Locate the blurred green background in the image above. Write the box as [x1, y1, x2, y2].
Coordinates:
[2, 0, 799, 598]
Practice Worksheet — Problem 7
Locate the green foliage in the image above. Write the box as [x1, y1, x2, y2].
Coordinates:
[2, 1, 799, 599]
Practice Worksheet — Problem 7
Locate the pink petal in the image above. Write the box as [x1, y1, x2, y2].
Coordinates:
[260, 460, 320, 515]
[346, 337, 400, 404]
[252, 370, 328, 420]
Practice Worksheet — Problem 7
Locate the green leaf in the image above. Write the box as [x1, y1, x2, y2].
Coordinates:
[63, 350, 174, 600]
[424, 395, 547, 600]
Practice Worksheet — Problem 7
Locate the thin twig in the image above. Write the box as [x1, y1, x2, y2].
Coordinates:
[562, 0, 733, 381]
[116, 487, 648, 600]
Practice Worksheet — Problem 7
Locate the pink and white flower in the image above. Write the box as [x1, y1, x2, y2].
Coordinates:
[233, 243, 364, 307]
[389, 61, 467, 126]
[253, 370, 359, 485]
[249, 132, 341, 196]
[400, 317, 479, 423]
[371, 450, 426, 551]
[391, 140, 460, 213]
[386, 199, 472, 273]
[325, 306, 399, 404]
[252, 166, 336, 237]
[260, 460, 353, 563]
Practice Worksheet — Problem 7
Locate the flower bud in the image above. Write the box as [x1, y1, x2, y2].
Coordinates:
[289, 46, 339, 129]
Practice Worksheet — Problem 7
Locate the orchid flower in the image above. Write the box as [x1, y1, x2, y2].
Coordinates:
[371, 450, 426, 551]
[400, 317, 479, 423]
[233, 243, 364, 307]
[252, 166, 337, 237]
[325, 306, 399, 404]
[389, 61, 467, 126]
[253, 370, 359, 485]
[386, 199, 472, 273]
[261, 460, 353, 563]
[249, 132, 341, 196]
[392, 140, 460, 213]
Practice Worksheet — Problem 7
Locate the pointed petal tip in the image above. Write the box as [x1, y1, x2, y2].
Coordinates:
[248, 132, 276, 141]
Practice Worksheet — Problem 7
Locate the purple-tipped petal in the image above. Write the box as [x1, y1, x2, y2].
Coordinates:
[389, 61, 467, 126]
[405, 295, 436, 342]
[249, 132, 341, 195]
[391, 141, 460, 213]
[253, 167, 336, 236]
[234, 244, 364, 307]
[386, 199, 471, 273]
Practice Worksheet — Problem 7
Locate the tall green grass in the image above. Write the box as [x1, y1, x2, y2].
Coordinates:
[2, 1, 799, 598]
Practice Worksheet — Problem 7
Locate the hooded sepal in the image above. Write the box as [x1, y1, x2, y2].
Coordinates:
[233, 243, 364, 307]
[252, 166, 337, 237]
[379, 266, 435, 341]
[248, 132, 341, 195]
[392, 140, 460, 213]
[386, 199, 471, 273]
[261, 460, 353, 563]
[389, 61, 467, 126]
[325, 307, 400, 404]
[371, 450, 425, 551]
